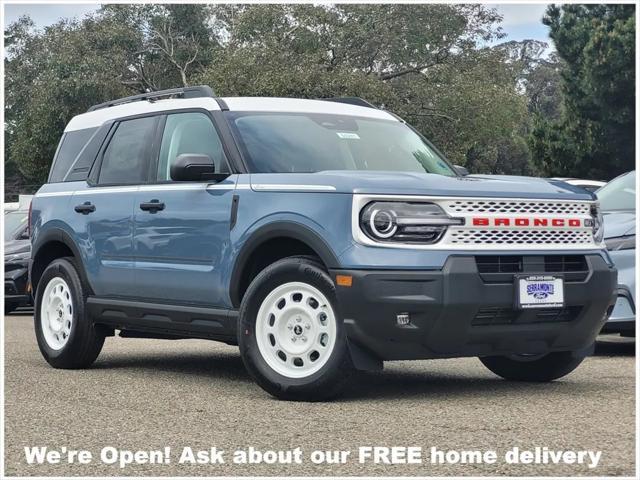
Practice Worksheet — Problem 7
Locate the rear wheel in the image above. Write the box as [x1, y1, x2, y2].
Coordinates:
[238, 257, 354, 401]
[479, 351, 586, 382]
[34, 257, 105, 369]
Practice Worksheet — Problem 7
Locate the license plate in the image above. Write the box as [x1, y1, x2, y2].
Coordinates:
[516, 275, 564, 309]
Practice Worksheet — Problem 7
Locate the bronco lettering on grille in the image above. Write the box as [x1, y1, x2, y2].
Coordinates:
[472, 218, 584, 227]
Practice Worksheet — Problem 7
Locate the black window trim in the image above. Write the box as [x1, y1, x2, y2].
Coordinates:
[86, 107, 244, 188]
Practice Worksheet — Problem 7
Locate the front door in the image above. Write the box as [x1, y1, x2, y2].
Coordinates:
[133, 111, 235, 307]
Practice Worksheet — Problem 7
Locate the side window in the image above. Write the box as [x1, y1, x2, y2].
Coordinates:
[98, 116, 157, 185]
[157, 112, 227, 181]
[49, 127, 97, 182]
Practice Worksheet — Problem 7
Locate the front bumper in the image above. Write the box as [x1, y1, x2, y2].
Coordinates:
[601, 287, 635, 335]
[602, 248, 635, 335]
[332, 254, 616, 361]
[5, 265, 30, 304]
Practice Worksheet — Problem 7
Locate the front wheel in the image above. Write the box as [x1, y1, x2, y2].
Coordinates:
[238, 257, 354, 401]
[479, 351, 586, 382]
[34, 257, 105, 369]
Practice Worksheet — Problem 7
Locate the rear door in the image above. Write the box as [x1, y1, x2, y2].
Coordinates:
[74, 115, 158, 297]
[133, 111, 236, 306]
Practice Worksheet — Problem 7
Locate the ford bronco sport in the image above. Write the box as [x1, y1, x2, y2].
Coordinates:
[30, 86, 616, 400]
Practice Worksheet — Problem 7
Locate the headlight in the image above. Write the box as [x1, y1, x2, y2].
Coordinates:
[360, 201, 462, 244]
[588, 203, 604, 243]
[605, 235, 636, 251]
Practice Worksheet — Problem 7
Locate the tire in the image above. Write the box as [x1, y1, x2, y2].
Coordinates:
[5, 301, 18, 315]
[479, 351, 586, 382]
[238, 256, 354, 401]
[34, 257, 105, 369]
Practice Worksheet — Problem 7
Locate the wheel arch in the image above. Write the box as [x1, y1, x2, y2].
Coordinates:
[30, 228, 94, 295]
[229, 221, 340, 308]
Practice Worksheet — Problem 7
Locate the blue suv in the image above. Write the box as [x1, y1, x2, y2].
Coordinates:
[30, 86, 617, 400]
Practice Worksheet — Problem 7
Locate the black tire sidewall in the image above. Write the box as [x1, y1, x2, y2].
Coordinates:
[238, 257, 352, 399]
[480, 351, 586, 382]
[34, 258, 97, 366]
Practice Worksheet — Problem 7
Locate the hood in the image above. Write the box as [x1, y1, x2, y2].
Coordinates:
[603, 210, 636, 238]
[250, 171, 596, 200]
[4, 239, 31, 256]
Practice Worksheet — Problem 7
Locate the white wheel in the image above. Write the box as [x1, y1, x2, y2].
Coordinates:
[255, 281, 337, 379]
[40, 277, 74, 350]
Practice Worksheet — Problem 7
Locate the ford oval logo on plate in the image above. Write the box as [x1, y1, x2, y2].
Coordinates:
[517, 276, 564, 309]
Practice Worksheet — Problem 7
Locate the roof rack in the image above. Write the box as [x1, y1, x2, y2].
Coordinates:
[321, 97, 378, 109]
[87, 85, 215, 112]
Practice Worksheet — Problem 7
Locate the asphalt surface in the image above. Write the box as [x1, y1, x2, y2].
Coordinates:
[4, 309, 636, 477]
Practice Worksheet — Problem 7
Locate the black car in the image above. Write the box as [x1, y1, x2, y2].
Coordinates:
[5, 209, 31, 314]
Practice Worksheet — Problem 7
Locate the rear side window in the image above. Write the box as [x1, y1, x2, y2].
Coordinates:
[98, 117, 157, 185]
[49, 127, 97, 182]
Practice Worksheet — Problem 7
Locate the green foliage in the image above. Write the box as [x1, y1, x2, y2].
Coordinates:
[530, 4, 635, 180]
[6, 3, 629, 190]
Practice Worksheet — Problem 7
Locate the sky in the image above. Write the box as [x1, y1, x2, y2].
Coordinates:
[3, 2, 553, 49]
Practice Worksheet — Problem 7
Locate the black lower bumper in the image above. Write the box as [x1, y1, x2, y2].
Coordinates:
[332, 254, 617, 361]
[5, 266, 30, 305]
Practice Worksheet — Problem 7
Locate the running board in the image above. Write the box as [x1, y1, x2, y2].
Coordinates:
[86, 297, 238, 341]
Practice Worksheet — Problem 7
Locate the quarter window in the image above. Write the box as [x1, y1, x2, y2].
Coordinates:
[99, 116, 157, 185]
[49, 127, 97, 182]
[157, 112, 226, 181]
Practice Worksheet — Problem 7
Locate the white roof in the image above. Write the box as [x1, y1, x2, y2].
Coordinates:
[222, 97, 397, 121]
[65, 96, 397, 131]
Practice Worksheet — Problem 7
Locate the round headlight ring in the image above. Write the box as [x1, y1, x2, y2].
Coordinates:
[369, 209, 398, 239]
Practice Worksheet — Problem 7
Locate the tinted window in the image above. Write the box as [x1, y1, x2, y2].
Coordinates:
[157, 112, 226, 181]
[597, 171, 636, 211]
[49, 128, 97, 182]
[99, 117, 157, 185]
[229, 112, 455, 176]
[4, 211, 28, 241]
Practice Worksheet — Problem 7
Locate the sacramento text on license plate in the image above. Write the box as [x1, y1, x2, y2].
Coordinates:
[516, 275, 564, 309]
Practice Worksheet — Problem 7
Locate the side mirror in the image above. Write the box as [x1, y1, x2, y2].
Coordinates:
[170, 154, 226, 182]
[454, 165, 469, 176]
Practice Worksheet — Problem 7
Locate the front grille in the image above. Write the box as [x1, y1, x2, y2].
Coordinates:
[449, 228, 593, 246]
[473, 307, 517, 325]
[445, 200, 591, 215]
[472, 306, 583, 326]
[476, 255, 589, 283]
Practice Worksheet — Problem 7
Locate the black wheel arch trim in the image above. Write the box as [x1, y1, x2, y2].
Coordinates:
[229, 221, 341, 307]
[30, 227, 95, 295]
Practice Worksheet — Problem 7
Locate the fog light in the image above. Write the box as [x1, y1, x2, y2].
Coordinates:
[396, 313, 411, 326]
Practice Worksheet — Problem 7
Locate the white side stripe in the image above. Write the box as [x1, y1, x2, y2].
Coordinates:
[35, 182, 335, 197]
[251, 184, 336, 192]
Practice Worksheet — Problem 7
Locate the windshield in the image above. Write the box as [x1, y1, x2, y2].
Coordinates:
[4, 211, 28, 241]
[228, 112, 456, 176]
[597, 171, 636, 211]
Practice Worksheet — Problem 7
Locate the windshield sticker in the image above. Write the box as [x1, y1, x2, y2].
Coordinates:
[336, 132, 360, 140]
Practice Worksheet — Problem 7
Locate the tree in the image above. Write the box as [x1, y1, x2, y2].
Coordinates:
[4, 3, 536, 190]
[529, 4, 635, 180]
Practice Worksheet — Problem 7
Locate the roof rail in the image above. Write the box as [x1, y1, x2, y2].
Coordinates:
[321, 97, 378, 109]
[87, 85, 215, 112]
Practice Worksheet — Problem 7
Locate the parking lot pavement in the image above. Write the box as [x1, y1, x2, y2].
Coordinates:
[4, 311, 636, 477]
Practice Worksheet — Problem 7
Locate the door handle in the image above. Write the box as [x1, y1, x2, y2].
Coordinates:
[74, 202, 95, 214]
[139, 199, 165, 213]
